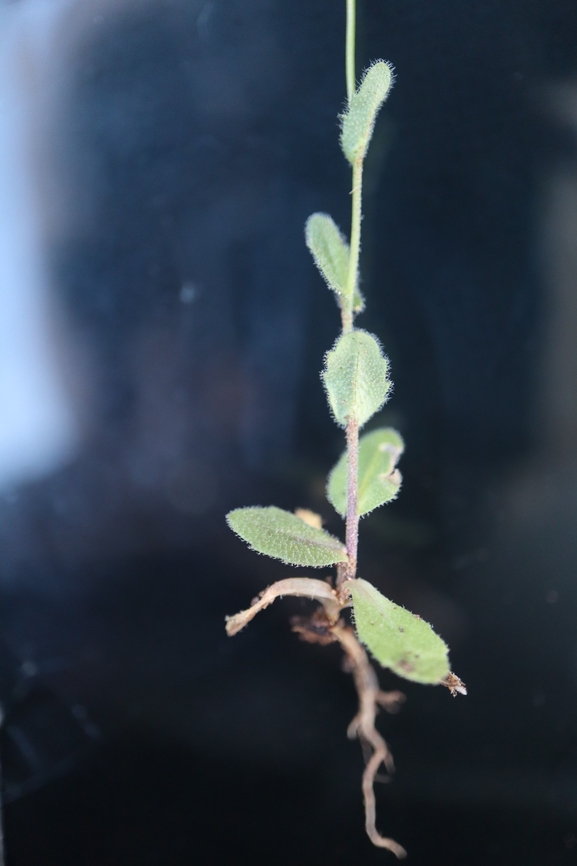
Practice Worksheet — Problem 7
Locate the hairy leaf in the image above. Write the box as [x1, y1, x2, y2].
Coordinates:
[348, 579, 450, 684]
[305, 213, 350, 298]
[327, 427, 404, 517]
[227, 506, 348, 567]
[341, 61, 394, 164]
[321, 330, 390, 428]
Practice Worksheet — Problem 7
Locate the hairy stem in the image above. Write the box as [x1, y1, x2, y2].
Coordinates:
[342, 158, 363, 333]
[341, 152, 364, 578]
[342, 4, 365, 579]
[342, 417, 359, 582]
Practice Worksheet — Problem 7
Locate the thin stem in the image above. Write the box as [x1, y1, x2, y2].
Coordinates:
[343, 158, 363, 333]
[344, 417, 359, 580]
[343, 0, 364, 582]
[345, 0, 356, 102]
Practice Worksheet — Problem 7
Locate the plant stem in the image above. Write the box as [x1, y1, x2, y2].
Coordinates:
[343, 157, 363, 333]
[345, 0, 356, 102]
[342, 0, 363, 584]
[344, 417, 359, 580]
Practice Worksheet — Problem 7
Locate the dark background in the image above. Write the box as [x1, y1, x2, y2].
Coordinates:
[1, 0, 577, 863]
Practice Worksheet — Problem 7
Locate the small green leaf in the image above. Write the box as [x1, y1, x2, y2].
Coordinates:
[321, 330, 391, 429]
[305, 213, 350, 299]
[226, 506, 348, 567]
[348, 579, 450, 684]
[341, 60, 394, 164]
[327, 427, 404, 517]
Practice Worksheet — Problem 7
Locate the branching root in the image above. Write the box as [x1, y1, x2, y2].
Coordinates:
[226, 579, 464, 858]
[331, 622, 407, 858]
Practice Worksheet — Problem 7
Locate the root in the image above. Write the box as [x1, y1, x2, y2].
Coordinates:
[331, 622, 407, 859]
[227, 580, 464, 857]
[361, 749, 407, 857]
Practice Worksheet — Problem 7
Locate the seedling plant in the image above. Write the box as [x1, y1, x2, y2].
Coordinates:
[225, 0, 465, 856]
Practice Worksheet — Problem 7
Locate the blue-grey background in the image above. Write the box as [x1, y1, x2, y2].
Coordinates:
[0, 0, 576, 863]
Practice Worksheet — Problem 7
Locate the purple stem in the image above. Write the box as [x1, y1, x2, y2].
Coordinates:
[343, 416, 359, 582]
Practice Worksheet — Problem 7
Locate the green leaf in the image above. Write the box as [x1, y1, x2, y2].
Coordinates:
[305, 213, 366, 316]
[321, 330, 391, 429]
[305, 213, 350, 297]
[341, 60, 394, 164]
[349, 579, 450, 684]
[327, 427, 404, 517]
[226, 506, 348, 567]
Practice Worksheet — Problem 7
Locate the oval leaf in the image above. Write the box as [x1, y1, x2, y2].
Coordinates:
[305, 213, 366, 316]
[321, 330, 391, 428]
[348, 578, 450, 684]
[305, 213, 350, 298]
[341, 61, 393, 165]
[327, 427, 404, 517]
[227, 506, 347, 567]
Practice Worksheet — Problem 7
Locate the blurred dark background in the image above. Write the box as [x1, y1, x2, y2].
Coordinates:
[0, 0, 576, 863]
